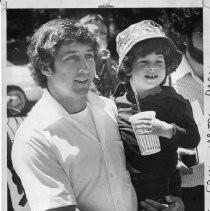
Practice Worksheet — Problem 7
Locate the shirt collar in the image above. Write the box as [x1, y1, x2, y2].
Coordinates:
[26, 89, 103, 130]
[41, 89, 70, 118]
[176, 54, 203, 86]
[41, 89, 98, 119]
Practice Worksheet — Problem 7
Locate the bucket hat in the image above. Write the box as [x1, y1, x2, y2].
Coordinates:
[116, 20, 182, 78]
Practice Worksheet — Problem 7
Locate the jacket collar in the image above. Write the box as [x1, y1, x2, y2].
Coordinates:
[113, 82, 187, 104]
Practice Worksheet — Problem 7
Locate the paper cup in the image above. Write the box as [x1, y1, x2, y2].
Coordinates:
[129, 111, 161, 156]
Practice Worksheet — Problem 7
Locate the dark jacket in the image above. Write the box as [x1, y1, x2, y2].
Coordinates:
[114, 83, 200, 176]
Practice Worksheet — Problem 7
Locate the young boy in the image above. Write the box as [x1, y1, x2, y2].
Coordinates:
[113, 20, 200, 210]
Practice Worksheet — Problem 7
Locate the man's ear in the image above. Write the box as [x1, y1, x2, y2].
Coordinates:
[39, 62, 53, 77]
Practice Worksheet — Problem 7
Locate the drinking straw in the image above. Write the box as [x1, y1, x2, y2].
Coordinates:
[132, 85, 141, 112]
[135, 92, 141, 112]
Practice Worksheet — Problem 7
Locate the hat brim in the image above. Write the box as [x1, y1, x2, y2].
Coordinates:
[159, 37, 182, 74]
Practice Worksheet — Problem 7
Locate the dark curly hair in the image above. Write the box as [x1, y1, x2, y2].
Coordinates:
[27, 18, 99, 88]
[162, 8, 202, 53]
[118, 38, 173, 82]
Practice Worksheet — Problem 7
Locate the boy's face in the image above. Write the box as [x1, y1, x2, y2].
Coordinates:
[130, 52, 166, 93]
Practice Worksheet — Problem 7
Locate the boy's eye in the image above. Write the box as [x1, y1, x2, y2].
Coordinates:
[137, 61, 148, 65]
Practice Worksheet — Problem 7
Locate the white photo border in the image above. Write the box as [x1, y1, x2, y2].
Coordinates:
[1, 0, 210, 210]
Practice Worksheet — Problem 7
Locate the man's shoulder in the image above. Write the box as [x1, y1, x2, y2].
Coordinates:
[14, 112, 46, 146]
[14, 97, 59, 140]
[13, 106, 58, 162]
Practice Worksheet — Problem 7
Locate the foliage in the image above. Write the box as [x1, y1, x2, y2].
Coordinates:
[159, 8, 202, 52]
[6, 8, 202, 64]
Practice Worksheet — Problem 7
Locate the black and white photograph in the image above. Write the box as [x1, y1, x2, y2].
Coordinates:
[1, 0, 210, 211]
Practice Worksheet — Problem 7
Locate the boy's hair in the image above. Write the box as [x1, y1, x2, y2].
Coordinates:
[118, 38, 171, 82]
[27, 18, 99, 88]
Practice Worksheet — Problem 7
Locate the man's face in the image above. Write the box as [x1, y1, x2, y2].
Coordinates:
[48, 42, 95, 99]
[188, 19, 203, 64]
[86, 22, 108, 50]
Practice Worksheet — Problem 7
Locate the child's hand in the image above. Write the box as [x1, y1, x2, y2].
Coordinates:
[133, 117, 173, 139]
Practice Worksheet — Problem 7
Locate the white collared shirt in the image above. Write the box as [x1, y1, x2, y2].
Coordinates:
[171, 55, 204, 187]
[12, 90, 137, 211]
[171, 55, 203, 112]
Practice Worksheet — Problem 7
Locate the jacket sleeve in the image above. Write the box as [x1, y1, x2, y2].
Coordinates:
[171, 99, 200, 148]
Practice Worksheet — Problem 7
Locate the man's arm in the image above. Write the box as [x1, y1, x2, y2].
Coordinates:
[12, 132, 77, 211]
[140, 196, 184, 211]
[47, 205, 79, 211]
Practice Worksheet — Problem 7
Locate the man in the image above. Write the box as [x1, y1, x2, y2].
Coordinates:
[12, 18, 182, 211]
[170, 14, 204, 211]
[80, 14, 120, 97]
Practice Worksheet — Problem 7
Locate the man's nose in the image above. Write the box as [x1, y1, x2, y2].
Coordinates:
[78, 56, 90, 73]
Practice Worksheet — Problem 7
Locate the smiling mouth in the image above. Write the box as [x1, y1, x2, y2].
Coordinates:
[75, 78, 89, 83]
[145, 74, 158, 79]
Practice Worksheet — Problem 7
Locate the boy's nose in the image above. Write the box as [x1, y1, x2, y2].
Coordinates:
[147, 65, 157, 73]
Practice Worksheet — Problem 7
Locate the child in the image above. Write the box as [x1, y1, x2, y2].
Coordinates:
[113, 20, 200, 210]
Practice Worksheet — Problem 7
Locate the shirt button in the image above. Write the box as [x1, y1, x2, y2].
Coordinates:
[110, 173, 114, 178]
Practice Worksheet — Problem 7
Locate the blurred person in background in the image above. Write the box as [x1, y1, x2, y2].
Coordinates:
[7, 96, 27, 210]
[170, 13, 204, 211]
[80, 14, 120, 97]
